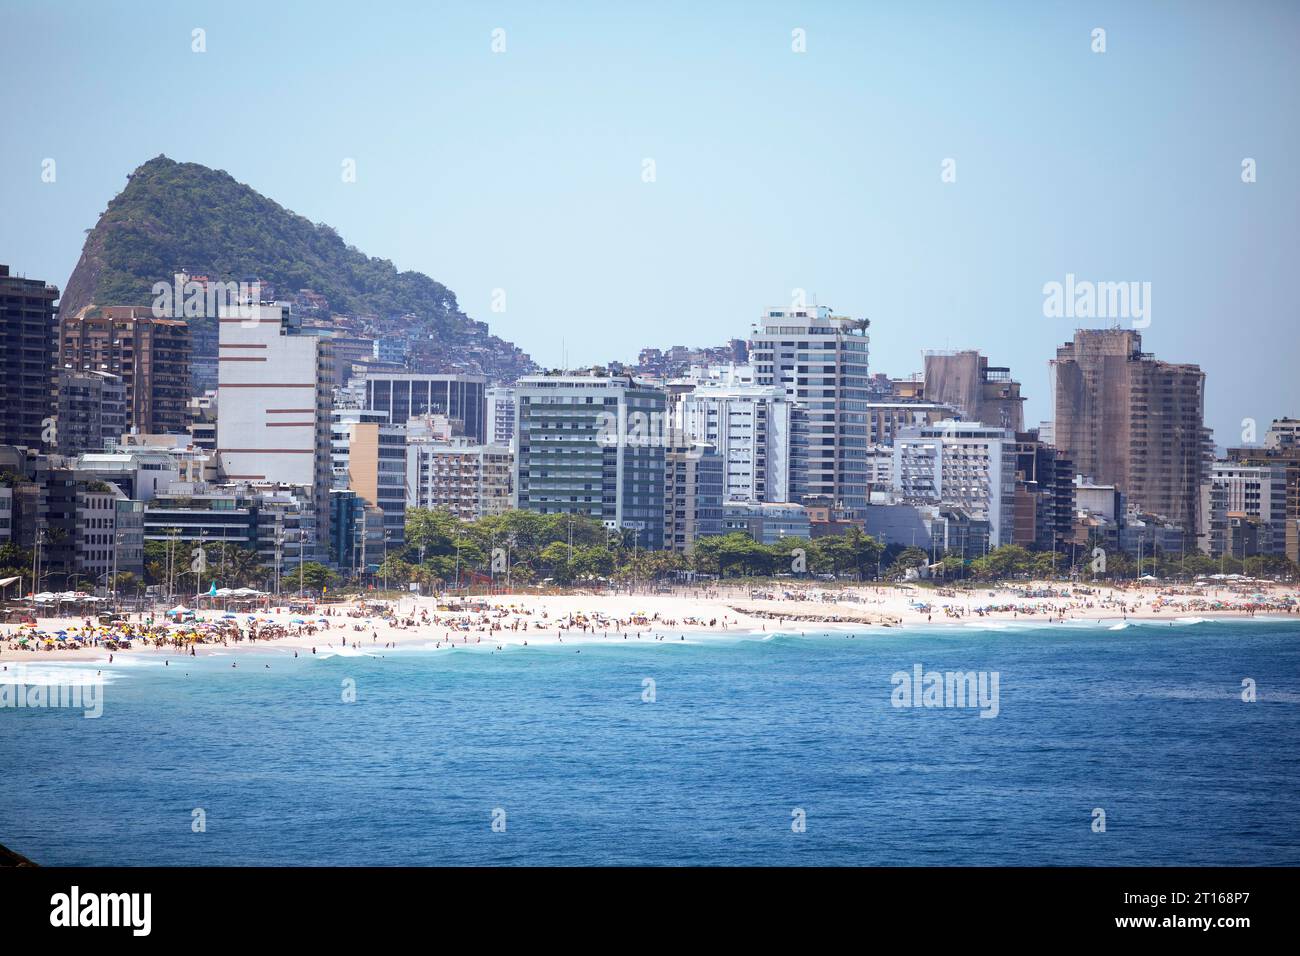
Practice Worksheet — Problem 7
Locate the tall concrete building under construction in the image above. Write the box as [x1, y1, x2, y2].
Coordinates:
[922, 349, 1025, 432]
[1052, 329, 1210, 534]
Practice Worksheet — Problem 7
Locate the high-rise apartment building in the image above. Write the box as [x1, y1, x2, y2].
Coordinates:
[328, 489, 386, 574]
[1224, 419, 1300, 563]
[663, 442, 724, 552]
[39, 467, 79, 587]
[345, 420, 408, 545]
[1204, 461, 1289, 559]
[485, 386, 517, 447]
[0, 264, 58, 450]
[75, 481, 144, 584]
[407, 439, 513, 520]
[330, 408, 388, 488]
[1053, 329, 1210, 533]
[893, 421, 1017, 548]
[514, 375, 667, 549]
[56, 370, 127, 455]
[749, 305, 870, 512]
[678, 367, 793, 504]
[59, 305, 191, 436]
[1012, 430, 1075, 552]
[216, 302, 333, 552]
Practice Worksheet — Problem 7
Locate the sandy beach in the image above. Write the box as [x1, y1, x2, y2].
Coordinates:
[3, 580, 1297, 667]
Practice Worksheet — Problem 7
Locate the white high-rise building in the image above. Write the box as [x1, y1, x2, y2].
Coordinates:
[486, 386, 517, 447]
[407, 438, 513, 520]
[892, 420, 1017, 547]
[749, 305, 870, 511]
[1205, 462, 1289, 557]
[866, 444, 896, 492]
[678, 367, 793, 504]
[216, 301, 333, 550]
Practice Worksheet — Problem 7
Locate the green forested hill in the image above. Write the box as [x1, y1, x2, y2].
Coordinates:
[60, 155, 534, 381]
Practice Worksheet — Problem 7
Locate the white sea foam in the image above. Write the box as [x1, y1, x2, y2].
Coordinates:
[95, 654, 164, 669]
[0, 663, 116, 686]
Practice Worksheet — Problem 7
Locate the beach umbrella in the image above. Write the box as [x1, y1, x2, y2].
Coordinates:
[291, 617, 306, 624]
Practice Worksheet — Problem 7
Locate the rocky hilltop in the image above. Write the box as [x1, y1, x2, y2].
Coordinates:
[60, 155, 536, 383]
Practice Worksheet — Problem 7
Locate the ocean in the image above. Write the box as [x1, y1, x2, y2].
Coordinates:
[2, 618, 1298, 866]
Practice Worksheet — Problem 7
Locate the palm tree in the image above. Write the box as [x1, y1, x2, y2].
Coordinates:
[221, 546, 267, 588]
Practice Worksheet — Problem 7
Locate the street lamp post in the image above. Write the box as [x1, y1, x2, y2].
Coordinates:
[381, 531, 391, 593]
[506, 533, 517, 592]
[454, 528, 462, 592]
[196, 530, 206, 598]
[274, 525, 282, 599]
[111, 527, 121, 609]
[32, 529, 44, 598]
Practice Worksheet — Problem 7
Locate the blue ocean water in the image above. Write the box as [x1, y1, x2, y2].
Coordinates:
[2, 618, 1299, 866]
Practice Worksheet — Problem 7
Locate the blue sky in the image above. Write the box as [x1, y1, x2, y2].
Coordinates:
[2, 0, 1296, 444]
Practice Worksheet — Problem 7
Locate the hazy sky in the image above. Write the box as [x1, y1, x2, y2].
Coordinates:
[2, 0, 1296, 444]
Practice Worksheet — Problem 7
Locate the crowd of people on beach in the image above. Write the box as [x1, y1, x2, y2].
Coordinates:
[1, 610, 340, 656]
[382, 602, 736, 645]
[910, 586, 1299, 623]
[2, 580, 1297, 665]
[1, 598, 746, 660]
